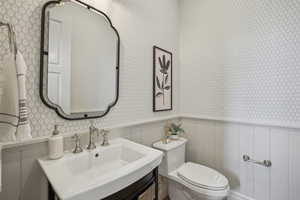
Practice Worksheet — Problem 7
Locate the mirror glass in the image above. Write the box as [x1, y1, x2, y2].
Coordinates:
[40, 0, 120, 120]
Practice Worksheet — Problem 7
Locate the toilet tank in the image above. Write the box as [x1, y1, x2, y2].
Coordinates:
[153, 138, 187, 177]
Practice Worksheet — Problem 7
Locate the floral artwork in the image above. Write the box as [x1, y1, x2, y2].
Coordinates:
[153, 46, 172, 112]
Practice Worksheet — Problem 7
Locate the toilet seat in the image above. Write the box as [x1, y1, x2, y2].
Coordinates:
[177, 162, 229, 191]
[168, 168, 229, 199]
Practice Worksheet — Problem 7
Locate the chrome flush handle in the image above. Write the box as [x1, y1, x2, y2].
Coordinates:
[243, 155, 272, 167]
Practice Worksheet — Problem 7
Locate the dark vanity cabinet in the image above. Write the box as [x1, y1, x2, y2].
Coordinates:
[48, 167, 159, 200]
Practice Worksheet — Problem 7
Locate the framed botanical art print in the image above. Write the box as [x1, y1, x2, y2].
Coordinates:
[153, 46, 172, 112]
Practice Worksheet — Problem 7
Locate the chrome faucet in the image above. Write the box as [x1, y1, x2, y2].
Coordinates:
[72, 134, 83, 153]
[100, 129, 110, 146]
[87, 121, 99, 150]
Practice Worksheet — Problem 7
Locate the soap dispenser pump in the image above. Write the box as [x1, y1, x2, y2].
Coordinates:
[48, 124, 64, 160]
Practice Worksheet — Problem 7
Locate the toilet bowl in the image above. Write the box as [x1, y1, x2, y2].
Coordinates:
[168, 162, 229, 200]
[153, 138, 229, 200]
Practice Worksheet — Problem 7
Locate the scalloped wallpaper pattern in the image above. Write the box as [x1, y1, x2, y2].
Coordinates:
[1, 0, 299, 141]
[0, 0, 179, 139]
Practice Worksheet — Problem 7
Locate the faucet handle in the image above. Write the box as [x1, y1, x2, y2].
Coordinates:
[72, 134, 83, 153]
[89, 120, 100, 133]
[54, 122, 63, 129]
[100, 129, 110, 146]
[100, 129, 109, 135]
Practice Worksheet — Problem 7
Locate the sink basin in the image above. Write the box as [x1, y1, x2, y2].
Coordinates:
[38, 138, 163, 200]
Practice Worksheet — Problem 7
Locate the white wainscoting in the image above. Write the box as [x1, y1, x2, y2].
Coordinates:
[1, 117, 299, 200]
[182, 118, 300, 200]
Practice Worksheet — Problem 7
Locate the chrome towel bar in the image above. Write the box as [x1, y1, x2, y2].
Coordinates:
[242, 155, 272, 167]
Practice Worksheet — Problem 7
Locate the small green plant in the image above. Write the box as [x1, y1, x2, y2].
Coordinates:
[169, 123, 185, 136]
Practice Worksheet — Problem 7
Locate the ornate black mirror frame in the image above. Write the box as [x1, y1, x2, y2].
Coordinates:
[40, 0, 120, 120]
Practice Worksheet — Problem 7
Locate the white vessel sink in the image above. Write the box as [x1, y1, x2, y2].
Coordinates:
[38, 138, 163, 200]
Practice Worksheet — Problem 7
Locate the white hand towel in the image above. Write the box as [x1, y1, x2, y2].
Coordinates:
[0, 54, 18, 142]
[15, 51, 31, 141]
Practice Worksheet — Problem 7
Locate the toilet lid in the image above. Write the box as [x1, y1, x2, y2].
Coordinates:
[177, 162, 228, 191]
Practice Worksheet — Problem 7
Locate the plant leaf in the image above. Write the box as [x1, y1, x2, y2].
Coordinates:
[166, 60, 170, 70]
[169, 123, 185, 134]
[165, 74, 169, 84]
[159, 57, 163, 69]
[164, 85, 171, 90]
[155, 92, 163, 97]
[156, 76, 161, 89]
[162, 80, 165, 89]
[162, 55, 166, 68]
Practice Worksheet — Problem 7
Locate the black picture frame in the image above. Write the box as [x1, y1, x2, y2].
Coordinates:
[153, 46, 173, 112]
[40, 0, 120, 120]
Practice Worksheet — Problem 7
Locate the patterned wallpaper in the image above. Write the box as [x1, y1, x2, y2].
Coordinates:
[0, 0, 179, 139]
[180, 0, 300, 126]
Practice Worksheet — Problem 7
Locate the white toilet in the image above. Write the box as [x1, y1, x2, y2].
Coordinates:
[153, 138, 229, 200]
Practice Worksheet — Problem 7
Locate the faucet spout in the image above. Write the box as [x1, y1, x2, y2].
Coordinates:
[87, 121, 98, 150]
[72, 134, 83, 153]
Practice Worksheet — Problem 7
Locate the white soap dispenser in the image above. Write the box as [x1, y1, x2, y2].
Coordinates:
[48, 124, 64, 160]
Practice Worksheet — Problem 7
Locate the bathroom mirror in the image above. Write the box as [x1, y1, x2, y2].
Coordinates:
[40, 0, 120, 120]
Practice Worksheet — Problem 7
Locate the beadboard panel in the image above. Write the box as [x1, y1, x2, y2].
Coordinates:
[182, 118, 300, 200]
[239, 125, 254, 197]
[0, 143, 48, 200]
[21, 143, 48, 200]
[270, 128, 289, 200]
[0, 150, 21, 200]
[289, 131, 300, 200]
[216, 123, 240, 191]
[185, 120, 216, 168]
[253, 127, 270, 200]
